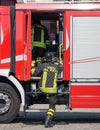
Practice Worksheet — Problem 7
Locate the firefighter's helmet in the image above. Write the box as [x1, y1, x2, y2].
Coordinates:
[44, 52, 53, 62]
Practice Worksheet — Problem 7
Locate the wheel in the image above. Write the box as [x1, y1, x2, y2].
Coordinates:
[0, 83, 21, 123]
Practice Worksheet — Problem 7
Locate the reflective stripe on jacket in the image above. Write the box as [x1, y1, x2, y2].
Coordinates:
[32, 24, 49, 49]
[33, 62, 63, 94]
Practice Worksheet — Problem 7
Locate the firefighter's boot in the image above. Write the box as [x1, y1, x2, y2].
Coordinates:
[45, 114, 54, 128]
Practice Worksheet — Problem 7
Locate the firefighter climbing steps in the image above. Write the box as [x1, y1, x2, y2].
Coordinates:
[1, 1, 100, 123]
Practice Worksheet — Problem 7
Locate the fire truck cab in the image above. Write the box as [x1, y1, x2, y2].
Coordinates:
[1, 1, 100, 123]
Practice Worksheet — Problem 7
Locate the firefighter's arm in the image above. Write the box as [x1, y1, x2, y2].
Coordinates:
[31, 63, 43, 76]
[31, 67, 36, 75]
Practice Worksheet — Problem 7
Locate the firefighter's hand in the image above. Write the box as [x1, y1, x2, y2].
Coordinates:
[31, 68, 35, 75]
[31, 60, 35, 67]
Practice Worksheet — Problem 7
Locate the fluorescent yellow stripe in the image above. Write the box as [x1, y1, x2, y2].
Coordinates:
[32, 25, 46, 48]
[42, 69, 48, 87]
[53, 72, 57, 88]
[47, 112, 53, 116]
[41, 29, 44, 45]
[49, 109, 55, 113]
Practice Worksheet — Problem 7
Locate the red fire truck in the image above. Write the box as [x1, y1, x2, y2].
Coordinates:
[1, 1, 100, 123]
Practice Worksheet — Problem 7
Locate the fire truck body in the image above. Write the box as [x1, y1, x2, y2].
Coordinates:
[1, 2, 100, 123]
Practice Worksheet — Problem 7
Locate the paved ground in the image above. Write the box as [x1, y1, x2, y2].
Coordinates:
[1, 105, 100, 130]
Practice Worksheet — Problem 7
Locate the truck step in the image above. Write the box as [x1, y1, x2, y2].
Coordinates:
[31, 76, 62, 81]
[26, 91, 70, 95]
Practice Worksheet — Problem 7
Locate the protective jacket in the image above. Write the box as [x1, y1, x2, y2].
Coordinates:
[33, 62, 62, 94]
[32, 24, 49, 49]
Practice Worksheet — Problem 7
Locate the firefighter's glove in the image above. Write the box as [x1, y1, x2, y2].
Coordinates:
[42, 57, 47, 62]
[59, 60, 63, 65]
[31, 60, 35, 67]
[31, 68, 35, 75]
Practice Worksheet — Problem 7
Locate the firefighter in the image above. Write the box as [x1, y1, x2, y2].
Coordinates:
[31, 19, 49, 66]
[32, 52, 63, 128]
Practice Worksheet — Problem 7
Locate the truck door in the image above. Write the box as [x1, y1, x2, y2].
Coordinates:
[63, 11, 70, 80]
[64, 11, 100, 81]
[16, 10, 31, 80]
[64, 10, 100, 108]
[0, 7, 10, 69]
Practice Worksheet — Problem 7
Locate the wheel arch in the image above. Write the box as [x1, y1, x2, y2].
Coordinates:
[0, 75, 25, 106]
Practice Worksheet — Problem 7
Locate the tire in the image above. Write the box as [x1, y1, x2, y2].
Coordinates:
[0, 83, 21, 123]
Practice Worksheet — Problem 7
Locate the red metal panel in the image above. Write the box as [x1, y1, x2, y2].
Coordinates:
[63, 12, 70, 80]
[16, 11, 25, 80]
[0, 6, 10, 14]
[16, 3, 100, 11]
[63, 10, 100, 81]
[26, 11, 31, 80]
[65, 10, 100, 108]
[16, 11, 31, 80]
[0, 6, 10, 69]
[71, 84, 100, 108]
